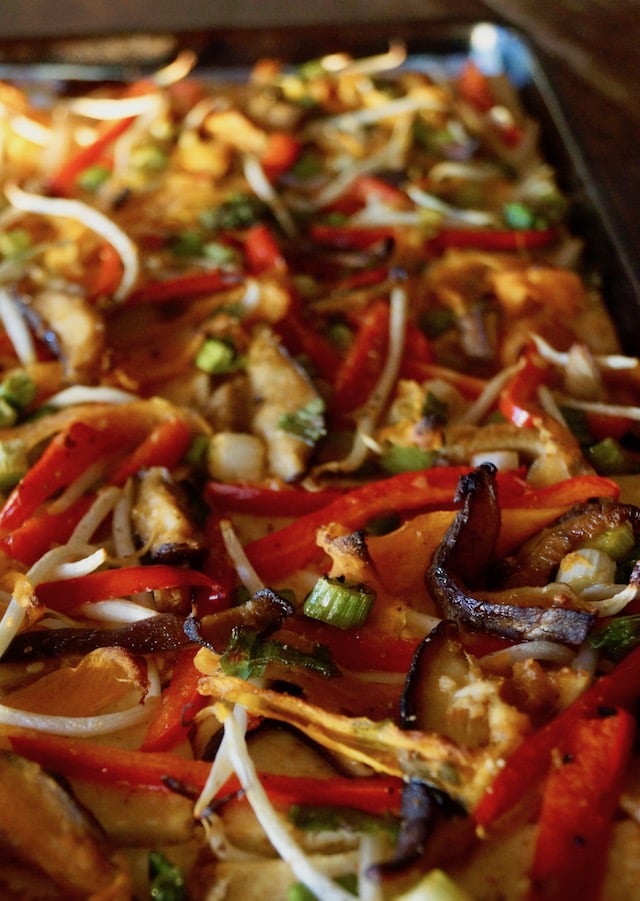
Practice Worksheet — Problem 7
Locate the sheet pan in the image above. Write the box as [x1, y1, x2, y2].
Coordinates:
[0, 19, 637, 351]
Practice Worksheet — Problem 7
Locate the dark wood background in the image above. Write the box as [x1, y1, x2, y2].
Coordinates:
[1, 0, 639, 295]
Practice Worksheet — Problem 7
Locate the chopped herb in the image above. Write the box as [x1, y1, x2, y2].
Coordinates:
[130, 144, 169, 172]
[589, 615, 640, 662]
[171, 229, 206, 257]
[203, 241, 239, 266]
[184, 433, 210, 466]
[148, 851, 186, 901]
[220, 627, 339, 680]
[303, 575, 375, 630]
[200, 193, 266, 231]
[278, 397, 326, 445]
[291, 151, 323, 179]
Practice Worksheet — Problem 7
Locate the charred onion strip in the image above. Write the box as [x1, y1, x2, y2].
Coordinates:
[2, 613, 188, 662]
[426, 465, 595, 645]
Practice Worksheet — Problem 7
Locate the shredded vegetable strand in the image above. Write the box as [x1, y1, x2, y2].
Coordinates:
[219, 704, 358, 901]
[4, 183, 139, 300]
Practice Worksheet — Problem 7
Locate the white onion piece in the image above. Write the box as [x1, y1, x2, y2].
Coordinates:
[111, 483, 138, 560]
[220, 518, 265, 595]
[556, 397, 640, 423]
[47, 461, 107, 515]
[329, 40, 407, 76]
[220, 707, 357, 901]
[78, 599, 158, 623]
[532, 333, 639, 371]
[0, 597, 27, 660]
[69, 486, 122, 545]
[66, 92, 164, 121]
[194, 703, 246, 820]
[470, 449, 519, 471]
[480, 640, 575, 669]
[321, 94, 447, 133]
[243, 154, 297, 238]
[406, 184, 496, 226]
[456, 362, 519, 426]
[581, 583, 639, 618]
[0, 287, 36, 364]
[46, 385, 140, 407]
[26, 544, 107, 588]
[4, 184, 139, 301]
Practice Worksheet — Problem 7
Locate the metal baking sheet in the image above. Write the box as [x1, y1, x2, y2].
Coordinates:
[0, 20, 637, 351]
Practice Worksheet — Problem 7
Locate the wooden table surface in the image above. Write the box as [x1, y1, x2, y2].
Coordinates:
[1, 0, 639, 291]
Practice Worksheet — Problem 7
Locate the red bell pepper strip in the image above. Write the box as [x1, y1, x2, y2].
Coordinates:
[332, 299, 389, 418]
[88, 241, 124, 300]
[9, 733, 402, 813]
[243, 223, 285, 274]
[0, 420, 133, 533]
[274, 291, 343, 384]
[474, 643, 640, 828]
[528, 708, 635, 901]
[433, 227, 558, 253]
[259, 131, 302, 182]
[0, 495, 94, 567]
[140, 648, 206, 752]
[110, 416, 192, 486]
[280, 619, 420, 674]
[194, 512, 237, 616]
[244, 466, 472, 583]
[499, 350, 551, 428]
[331, 175, 409, 215]
[205, 481, 344, 516]
[35, 564, 219, 614]
[127, 269, 240, 305]
[496, 473, 619, 509]
[48, 116, 136, 197]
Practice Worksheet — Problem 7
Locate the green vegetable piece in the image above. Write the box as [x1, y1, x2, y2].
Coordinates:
[303, 575, 375, 630]
[77, 164, 111, 192]
[200, 193, 265, 231]
[0, 370, 36, 411]
[589, 615, 640, 662]
[587, 437, 632, 475]
[0, 398, 17, 428]
[0, 438, 29, 491]
[560, 406, 594, 446]
[172, 229, 206, 258]
[148, 851, 186, 901]
[131, 144, 168, 172]
[278, 397, 326, 445]
[586, 523, 636, 562]
[502, 201, 535, 230]
[203, 241, 239, 266]
[421, 308, 455, 339]
[220, 627, 338, 680]
[380, 444, 436, 475]
[195, 338, 240, 375]
[0, 228, 32, 260]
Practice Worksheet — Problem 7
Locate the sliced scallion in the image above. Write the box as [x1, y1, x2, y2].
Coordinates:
[303, 575, 375, 630]
[195, 338, 242, 375]
[278, 397, 326, 445]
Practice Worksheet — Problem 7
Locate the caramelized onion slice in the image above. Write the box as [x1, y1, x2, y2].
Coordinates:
[426, 464, 595, 645]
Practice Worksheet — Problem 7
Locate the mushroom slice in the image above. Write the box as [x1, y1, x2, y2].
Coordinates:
[0, 750, 131, 899]
[23, 289, 106, 384]
[426, 465, 595, 645]
[247, 328, 324, 482]
[131, 465, 205, 565]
